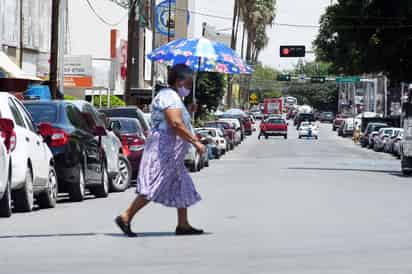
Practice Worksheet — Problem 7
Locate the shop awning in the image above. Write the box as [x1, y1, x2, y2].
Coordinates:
[0, 51, 41, 81]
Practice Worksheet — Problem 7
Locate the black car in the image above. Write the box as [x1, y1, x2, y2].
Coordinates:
[100, 107, 151, 137]
[319, 112, 335, 123]
[24, 101, 110, 202]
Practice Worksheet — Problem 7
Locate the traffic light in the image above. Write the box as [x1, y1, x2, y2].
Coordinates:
[311, 76, 326, 83]
[277, 74, 291, 81]
[280, 46, 306, 57]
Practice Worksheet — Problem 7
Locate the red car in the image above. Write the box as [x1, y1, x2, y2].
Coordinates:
[108, 118, 145, 181]
[242, 117, 253, 136]
[259, 117, 288, 139]
[205, 121, 236, 150]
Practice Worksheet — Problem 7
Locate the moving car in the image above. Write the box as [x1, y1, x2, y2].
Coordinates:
[242, 116, 253, 136]
[108, 117, 145, 182]
[259, 117, 288, 139]
[100, 107, 151, 137]
[24, 100, 109, 201]
[338, 118, 360, 137]
[1, 93, 57, 212]
[72, 101, 129, 192]
[332, 114, 349, 131]
[360, 122, 388, 148]
[294, 112, 315, 129]
[319, 112, 335, 123]
[298, 122, 319, 139]
[0, 118, 14, 217]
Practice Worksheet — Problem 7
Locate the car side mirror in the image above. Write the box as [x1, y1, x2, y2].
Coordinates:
[94, 126, 107, 137]
[38, 122, 53, 139]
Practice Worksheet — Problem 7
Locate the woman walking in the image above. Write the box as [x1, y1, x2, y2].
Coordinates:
[115, 64, 206, 237]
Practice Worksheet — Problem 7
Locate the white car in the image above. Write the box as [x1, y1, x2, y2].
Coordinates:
[196, 127, 227, 156]
[298, 122, 319, 139]
[0, 118, 13, 217]
[0, 93, 58, 212]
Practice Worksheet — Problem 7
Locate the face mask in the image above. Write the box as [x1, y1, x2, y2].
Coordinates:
[178, 86, 191, 97]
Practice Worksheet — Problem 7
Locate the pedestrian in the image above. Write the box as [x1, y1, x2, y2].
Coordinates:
[115, 64, 206, 237]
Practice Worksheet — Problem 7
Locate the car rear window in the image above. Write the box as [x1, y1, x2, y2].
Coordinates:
[24, 103, 58, 124]
[110, 119, 142, 135]
[268, 119, 285, 124]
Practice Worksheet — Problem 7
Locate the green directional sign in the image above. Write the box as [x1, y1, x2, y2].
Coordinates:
[336, 76, 361, 83]
[277, 74, 291, 82]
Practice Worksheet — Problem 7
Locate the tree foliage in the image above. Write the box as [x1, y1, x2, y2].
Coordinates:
[92, 95, 126, 108]
[314, 0, 412, 82]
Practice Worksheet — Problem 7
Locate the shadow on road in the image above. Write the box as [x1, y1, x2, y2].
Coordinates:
[0, 232, 212, 240]
[288, 167, 404, 177]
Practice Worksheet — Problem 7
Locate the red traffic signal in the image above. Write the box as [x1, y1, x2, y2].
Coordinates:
[280, 46, 306, 57]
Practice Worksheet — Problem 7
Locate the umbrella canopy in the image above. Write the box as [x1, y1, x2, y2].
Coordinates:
[148, 38, 253, 74]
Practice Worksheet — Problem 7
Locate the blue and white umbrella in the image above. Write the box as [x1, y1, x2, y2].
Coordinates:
[148, 37, 253, 74]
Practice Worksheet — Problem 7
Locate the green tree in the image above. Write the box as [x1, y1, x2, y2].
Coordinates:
[92, 95, 126, 108]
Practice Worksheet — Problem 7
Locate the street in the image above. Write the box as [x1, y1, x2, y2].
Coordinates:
[1, 124, 412, 273]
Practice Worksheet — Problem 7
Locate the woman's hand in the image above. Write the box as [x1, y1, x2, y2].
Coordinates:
[194, 141, 206, 155]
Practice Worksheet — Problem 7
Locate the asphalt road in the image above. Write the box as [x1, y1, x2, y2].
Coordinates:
[2, 123, 412, 274]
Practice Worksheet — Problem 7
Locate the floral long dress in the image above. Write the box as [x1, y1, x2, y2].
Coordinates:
[136, 88, 201, 208]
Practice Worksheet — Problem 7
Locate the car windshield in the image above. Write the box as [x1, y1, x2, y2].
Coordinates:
[110, 119, 142, 135]
[24, 103, 58, 124]
[384, 129, 393, 135]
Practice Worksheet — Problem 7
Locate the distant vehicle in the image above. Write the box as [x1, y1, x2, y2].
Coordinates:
[0, 118, 14, 217]
[294, 112, 315, 129]
[332, 114, 350, 131]
[242, 116, 253, 136]
[259, 118, 288, 139]
[298, 122, 319, 139]
[319, 112, 335, 123]
[251, 110, 263, 120]
[284, 96, 297, 111]
[360, 122, 388, 148]
[1, 93, 57, 212]
[108, 117, 144, 184]
[393, 130, 404, 158]
[24, 100, 109, 201]
[196, 128, 227, 157]
[100, 107, 151, 137]
[263, 98, 283, 118]
[383, 128, 402, 153]
[219, 118, 242, 144]
[205, 121, 236, 150]
[339, 118, 360, 137]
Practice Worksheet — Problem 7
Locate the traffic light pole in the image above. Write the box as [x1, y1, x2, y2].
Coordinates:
[49, 0, 60, 99]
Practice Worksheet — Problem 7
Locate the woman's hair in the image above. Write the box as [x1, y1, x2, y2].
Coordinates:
[167, 64, 193, 86]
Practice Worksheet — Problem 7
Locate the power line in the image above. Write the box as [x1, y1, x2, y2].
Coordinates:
[85, 0, 128, 26]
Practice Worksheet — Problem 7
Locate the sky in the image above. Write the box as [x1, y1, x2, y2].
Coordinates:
[68, 0, 332, 71]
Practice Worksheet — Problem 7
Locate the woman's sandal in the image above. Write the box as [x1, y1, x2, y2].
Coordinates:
[115, 216, 138, 237]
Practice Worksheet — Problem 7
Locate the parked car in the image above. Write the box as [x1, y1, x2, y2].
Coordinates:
[72, 101, 130, 192]
[298, 122, 319, 139]
[108, 117, 145, 181]
[251, 110, 263, 120]
[333, 114, 349, 131]
[259, 117, 288, 139]
[373, 128, 397, 152]
[185, 145, 203, 172]
[24, 100, 109, 201]
[393, 130, 404, 158]
[360, 122, 388, 148]
[382, 128, 402, 153]
[1, 93, 57, 212]
[219, 118, 242, 145]
[205, 121, 236, 150]
[241, 116, 253, 136]
[319, 112, 335, 123]
[194, 130, 210, 166]
[100, 107, 151, 137]
[196, 128, 226, 157]
[0, 118, 14, 217]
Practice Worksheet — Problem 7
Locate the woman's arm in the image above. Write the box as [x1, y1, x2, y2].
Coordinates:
[164, 108, 206, 153]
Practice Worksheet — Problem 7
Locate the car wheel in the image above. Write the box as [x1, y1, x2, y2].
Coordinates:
[69, 165, 86, 202]
[0, 168, 12, 218]
[38, 166, 58, 209]
[333, 127, 336, 131]
[205, 158, 209, 167]
[284, 135, 288, 140]
[14, 167, 34, 212]
[110, 155, 131, 192]
[298, 136, 302, 139]
[265, 135, 268, 139]
[189, 161, 197, 172]
[92, 162, 110, 198]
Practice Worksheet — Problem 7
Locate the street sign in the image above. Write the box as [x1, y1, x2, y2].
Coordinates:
[311, 76, 326, 83]
[250, 93, 258, 104]
[280, 46, 306, 57]
[336, 76, 361, 83]
[155, 0, 190, 37]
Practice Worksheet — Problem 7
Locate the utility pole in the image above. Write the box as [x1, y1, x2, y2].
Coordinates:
[19, 0, 23, 68]
[50, 0, 60, 99]
[150, 0, 156, 103]
[125, 0, 140, 105]
[227, 0, 239, 108]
